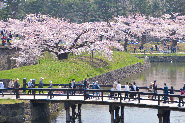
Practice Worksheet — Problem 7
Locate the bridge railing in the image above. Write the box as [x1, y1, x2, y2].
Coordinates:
[0, 88, 184, 107]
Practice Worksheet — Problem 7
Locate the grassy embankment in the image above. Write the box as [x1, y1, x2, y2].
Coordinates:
[0, 51, 143, 86]
[0, 99, 24, 104]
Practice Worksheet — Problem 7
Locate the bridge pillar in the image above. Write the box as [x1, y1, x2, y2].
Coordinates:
[64, 103, 71, 123]
[120, 106, 124, 123]
[115, 106, 120, 123]
[71, 104, 76, 123]
[109, 105, 122, 123]
[109, 105, 114, 123]
[78, 104, 82, 121]
[157, 109, 170, 123]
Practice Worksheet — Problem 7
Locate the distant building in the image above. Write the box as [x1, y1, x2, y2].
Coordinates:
[0, 2, 4, 9]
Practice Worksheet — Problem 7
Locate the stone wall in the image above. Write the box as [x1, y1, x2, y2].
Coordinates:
[0, 47, 37, 71]
[0, 101, 60, 122]
[78, 58, 150, 84]
[149, 56, 185, 62]
[0, 47, 17, 71]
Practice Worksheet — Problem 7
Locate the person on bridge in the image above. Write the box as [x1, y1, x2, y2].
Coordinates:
[163, 83, 168, 103]
[0, 79, 4, 97]
[183, 84, 185, 91]
[14, 78, 20, 95]
[124, 82, 130, 101]
[27, 79, 33, 94]
[180, 88, 185, 106]
[72, 79, 76, 95]
[95, 81, 101, 99]
[8, 79, 14, 94]
[84, 78, 89, 90]
[39, 77, 44, 94]
[48, 81, 54, 98]
[153, 80, 157, 99]
[169, 86, 174, 103]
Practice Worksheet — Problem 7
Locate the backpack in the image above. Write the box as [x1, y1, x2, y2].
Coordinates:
[95, 84, 100, 89]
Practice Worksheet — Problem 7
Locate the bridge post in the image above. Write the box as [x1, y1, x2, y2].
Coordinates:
[157, 109, 170, 123]
[16, 89, 19, 99]
[78, 104, 82, 121]
[109, 105, 114, 123]
[115, 106, 120, 123]
[71, 104, 76, 123]
[120, 106, 124, 123]
[64, 103, 71, 123]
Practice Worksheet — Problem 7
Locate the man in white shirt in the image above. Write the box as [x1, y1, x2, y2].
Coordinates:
[124, 82, 130, 100]
[116, 81, 121, 91]
[116, 81, 122, 98]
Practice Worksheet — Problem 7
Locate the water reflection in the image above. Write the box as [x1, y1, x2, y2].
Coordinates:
[120, 62, 185, 90]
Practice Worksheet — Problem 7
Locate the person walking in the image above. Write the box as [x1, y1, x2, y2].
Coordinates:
[0, 79, 4, 97]
[95, 81, 101, 99]
[169, 86, 174, 103]
[39, 77, 44, 94]
[27, 79, 33, 94]
[72, 79, 76, 95]
[92, 82, 96, 96]
[183, 84, 185, 91]
[48, 81, 54, 98]
[179, 88, 185, 106]
[153, 80, 157, 99]
[84, 78, 88, 90]
[8, 79, 14, 94]
[163, 83, 168, 103]
[14, 78, 20, 97]
[124, 82, 130, 101]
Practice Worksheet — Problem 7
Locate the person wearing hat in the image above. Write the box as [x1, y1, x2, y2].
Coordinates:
[27, 79, 33, 94]
[39, 77, 44, 94]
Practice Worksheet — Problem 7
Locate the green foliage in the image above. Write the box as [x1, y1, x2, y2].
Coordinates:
[0, 51, 143, 85]
[1, 0, 185, 22]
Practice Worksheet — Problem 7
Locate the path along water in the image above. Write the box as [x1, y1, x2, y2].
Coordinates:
[33, 62, 185, 123]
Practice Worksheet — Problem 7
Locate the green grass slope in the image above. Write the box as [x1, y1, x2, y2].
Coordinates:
[0, 51, 143, 85]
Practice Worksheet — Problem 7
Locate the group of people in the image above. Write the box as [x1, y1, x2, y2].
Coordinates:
[0, 29, 13, 46]
[149, 80, 185, 105]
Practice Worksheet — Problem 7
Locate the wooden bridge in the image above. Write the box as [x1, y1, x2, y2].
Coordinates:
[0, 85, 185, 123]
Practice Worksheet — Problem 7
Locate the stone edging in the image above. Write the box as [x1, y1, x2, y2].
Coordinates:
[78, 58, 150, 84]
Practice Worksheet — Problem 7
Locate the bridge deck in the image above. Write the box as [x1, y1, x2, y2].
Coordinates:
[1, 92, 185, 112]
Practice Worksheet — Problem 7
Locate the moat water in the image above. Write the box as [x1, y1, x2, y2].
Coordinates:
[34, 62, 185, 123]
